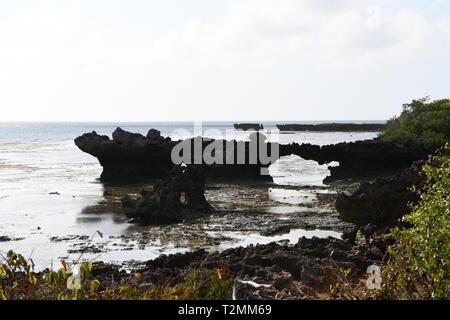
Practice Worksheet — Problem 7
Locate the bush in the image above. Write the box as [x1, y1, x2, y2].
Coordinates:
[380, 144, 450, 299]
[381, 98, 450, 149]
[0, 250, 233, 300]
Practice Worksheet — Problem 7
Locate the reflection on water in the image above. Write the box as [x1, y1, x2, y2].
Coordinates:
[0, 127, 377, 268]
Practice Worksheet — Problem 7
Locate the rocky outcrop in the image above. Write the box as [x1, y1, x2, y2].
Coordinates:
[75, 128, 274, 183]
[277, 123, 385, 132]
[75, 128, 428, 184]
[121, 166, 214, 225]
[75, 128, 176, 182]
[280, 139, 428, 182]
[335, 162, 425, 227]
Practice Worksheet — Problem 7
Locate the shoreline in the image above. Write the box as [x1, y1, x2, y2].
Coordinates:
[0, 124, 430, 298]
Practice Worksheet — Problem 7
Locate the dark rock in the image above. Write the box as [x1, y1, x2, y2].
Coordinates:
[76, 127, 428, 184]
[75, 128, 174, 182]
[75, 128, 273, 183]
[146, 250, 207, 269]
[146, 129, 169, 144]
[365, 246, 384, 261]
[232, 278, 267, 300]
[300, 260, 327, 290]
[342, 227, 358, 244]
[122, 166, 214, 225]
[335, 162, 425, 227]
[272, 271, 292, 290]
[330, 249, 350, 262]
[112, 128, 149, 146]
[91, 262, 122, 279]
[90, 236, 384, 298]
[279, 139, 429, 182]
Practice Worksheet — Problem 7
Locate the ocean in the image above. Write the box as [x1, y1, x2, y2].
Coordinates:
[0, 122, 380, 268]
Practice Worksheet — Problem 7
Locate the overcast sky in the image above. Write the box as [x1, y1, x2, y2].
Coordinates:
[0, 0, 449, 121]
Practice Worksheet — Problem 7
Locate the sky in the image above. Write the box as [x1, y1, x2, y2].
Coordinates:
[0, 0, 449, 121]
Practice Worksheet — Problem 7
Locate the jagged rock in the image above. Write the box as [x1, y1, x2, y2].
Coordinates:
[146, 129, 169, 144]
[0, 236, 12, 242]
[335, 162, 425, 227]
[121, 166, 214, 225]
[75, 127, 273, 182]
[137, 236, 381, 297]
[112, 128, 149, 146]
[88, 236, 386, 299]
[342, 227, 358, 244]
[75, 128, 429, 184]
[75, 128, 175, 182]
[280, 138, 429, 182]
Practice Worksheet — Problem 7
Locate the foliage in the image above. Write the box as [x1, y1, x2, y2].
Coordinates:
[0, 251, 233, 300]
[0, 250, 96, 300]
[381, 97, 450, 149]
[102, 267, 233, 300]
[379, 144, 450, 299]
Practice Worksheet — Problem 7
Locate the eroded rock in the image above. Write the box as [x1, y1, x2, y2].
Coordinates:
[280, 139, 428, 183]
[335, 162, 425, 227]
[121, 166, 214, 225]
[75, 128, 429, 184]
[75, 127, 273, 182]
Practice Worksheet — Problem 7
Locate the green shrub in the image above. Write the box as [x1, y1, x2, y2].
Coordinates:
[380, 144, 450, 299]
[0, 250, 233, 300]
[381, 98, 450, 149]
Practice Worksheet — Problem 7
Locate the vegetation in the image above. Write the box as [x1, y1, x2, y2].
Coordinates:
[381, 97, 450, 149]
[330, 145, 450, 300]
[0, 250, 233, 300]
[379, 144, 450, 299]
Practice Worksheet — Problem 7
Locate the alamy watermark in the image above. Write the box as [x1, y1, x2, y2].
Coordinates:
[169, 122, 280, 176]
[366, 265, 382, 290]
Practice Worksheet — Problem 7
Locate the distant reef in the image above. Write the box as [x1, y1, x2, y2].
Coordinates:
[234, 123, 264, 131]
[277, 123, 385, 132]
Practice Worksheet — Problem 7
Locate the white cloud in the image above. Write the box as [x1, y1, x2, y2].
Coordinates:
[141, 0, 448, 67]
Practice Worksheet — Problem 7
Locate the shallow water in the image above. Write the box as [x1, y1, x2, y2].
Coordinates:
[0, 122, 378, 268]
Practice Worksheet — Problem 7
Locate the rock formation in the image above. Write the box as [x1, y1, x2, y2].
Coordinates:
[75, 128, 175, 182]
[75, 128, 428, 184]
[281, 138, 428, 182]
[122, 166, 214, 225]
[75, 128, 274, 183]
[335, 161, 425, 227]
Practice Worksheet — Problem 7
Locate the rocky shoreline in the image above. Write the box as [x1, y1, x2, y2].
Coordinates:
[57, 127, 430, 298]
[92, 233, 385, 299]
